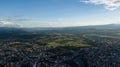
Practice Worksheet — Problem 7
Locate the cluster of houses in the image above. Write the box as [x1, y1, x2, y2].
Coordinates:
[82, 45, 120, 67]
[0, 44, 84, 67]
[81, 35, 120, 67]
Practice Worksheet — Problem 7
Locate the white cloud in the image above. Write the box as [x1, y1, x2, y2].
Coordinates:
[1, 21, 13, 25]
[81, 0, 120, 10]
[0, 19, 23, 27]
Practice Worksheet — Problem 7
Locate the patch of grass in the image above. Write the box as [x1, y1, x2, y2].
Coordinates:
[48, 41, 91, 47]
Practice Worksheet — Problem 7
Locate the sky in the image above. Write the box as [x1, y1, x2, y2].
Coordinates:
[0, 0, 120, 27]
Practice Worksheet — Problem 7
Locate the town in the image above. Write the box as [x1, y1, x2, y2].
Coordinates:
[0, 28, 120, 67]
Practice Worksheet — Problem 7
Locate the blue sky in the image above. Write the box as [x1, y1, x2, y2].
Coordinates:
[0, 0, 120, 27]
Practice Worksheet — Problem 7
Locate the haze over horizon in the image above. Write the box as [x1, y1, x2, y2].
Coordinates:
[0, 0, 120, 27]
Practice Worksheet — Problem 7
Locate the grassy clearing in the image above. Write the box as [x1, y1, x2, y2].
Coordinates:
[48, 41, 91, 47]
[88, 34, 120, 39]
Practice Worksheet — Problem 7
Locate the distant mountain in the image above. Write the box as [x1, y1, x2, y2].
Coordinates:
[0, 24, 120, 31]
[80, 24, 120, 29]
[59, 24, 120, 30]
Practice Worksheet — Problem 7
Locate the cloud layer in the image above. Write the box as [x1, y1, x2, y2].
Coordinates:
[81, 0, 120, 10]
[0, 19, 22, 27]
